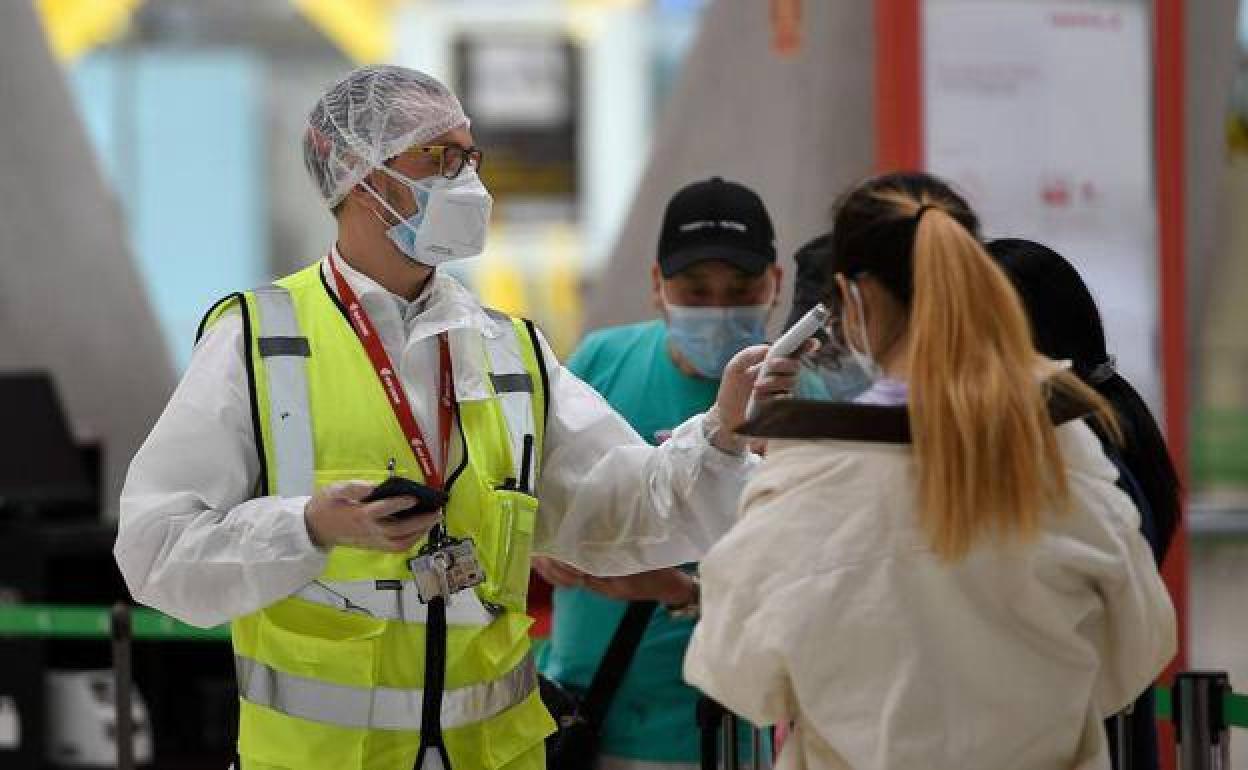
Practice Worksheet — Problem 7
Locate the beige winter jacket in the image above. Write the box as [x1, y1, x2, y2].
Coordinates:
[684, 418, 1176, 770]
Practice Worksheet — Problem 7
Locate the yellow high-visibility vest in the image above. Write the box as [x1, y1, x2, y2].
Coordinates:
[200, 262, 554, 769]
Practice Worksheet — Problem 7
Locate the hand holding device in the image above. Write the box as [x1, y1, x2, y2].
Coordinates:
[743, 303, 828, 419]
[769, 303, 830, 359]
[304, 481, 441, 552]
[362, 475, 449, 519]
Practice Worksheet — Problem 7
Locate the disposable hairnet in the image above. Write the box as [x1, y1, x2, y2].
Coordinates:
[303, 65, 469, 208]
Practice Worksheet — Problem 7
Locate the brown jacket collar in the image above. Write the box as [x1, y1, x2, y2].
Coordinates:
[739, 390, 1093, 444]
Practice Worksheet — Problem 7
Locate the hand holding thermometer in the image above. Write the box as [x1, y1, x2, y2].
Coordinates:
[744, 303, 829, 420]
[770, 303, 830, 359]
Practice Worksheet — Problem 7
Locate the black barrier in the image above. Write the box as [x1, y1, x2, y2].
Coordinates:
[1112, 706, 1135, 770]
[111, 603, 135, 770]
[1173, 672, 1232, 770]
[3, 604, 1248, 768]
[0, 603, 225, 767]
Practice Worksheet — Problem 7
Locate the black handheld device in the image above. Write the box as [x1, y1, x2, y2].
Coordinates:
[362, 476, 448, 520]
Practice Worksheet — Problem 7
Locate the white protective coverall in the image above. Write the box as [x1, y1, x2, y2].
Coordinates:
[684, 419, 1176, 770]
[116, 251, 755, 628]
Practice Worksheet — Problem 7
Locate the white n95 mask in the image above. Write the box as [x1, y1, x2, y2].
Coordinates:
[364, 166, 494, 267]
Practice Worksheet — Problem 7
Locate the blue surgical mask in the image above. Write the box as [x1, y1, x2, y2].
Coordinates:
[665, 302, 770, 379]
[843, 281, 882, 382]
[799, 281, 882, 402]
[809, 362, 874, 402]
[840, 282, 907, 404]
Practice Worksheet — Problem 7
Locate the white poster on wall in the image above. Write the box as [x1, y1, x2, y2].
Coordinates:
[924, 0, 1159, 410]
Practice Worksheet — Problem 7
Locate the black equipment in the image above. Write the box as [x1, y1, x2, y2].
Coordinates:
[362, 476, 449, 520]
[0, 372, 96, 518]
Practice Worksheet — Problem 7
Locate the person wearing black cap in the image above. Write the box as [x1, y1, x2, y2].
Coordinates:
[652, 176, 783, 379]
[535, 177, 781, 769]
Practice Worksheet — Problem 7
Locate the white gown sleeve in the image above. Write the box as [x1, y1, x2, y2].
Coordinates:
[114, 312, 327, 628]
[529, 328, 758, 575]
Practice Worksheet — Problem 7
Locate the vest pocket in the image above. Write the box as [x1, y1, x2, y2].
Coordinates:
[252, 599, 385, 681]
[479, 488, 538, 612]
[480, 689, 554, 769]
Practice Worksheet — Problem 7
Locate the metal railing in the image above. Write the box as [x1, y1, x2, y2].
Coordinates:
[0, 602, 227, 769]
[2, 604, 1247, 769]
[1153, 673, 1248, 769]
[696, 674, 1248, 770]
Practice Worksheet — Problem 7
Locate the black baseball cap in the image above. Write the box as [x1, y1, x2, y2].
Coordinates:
[658, 177, 776, 278]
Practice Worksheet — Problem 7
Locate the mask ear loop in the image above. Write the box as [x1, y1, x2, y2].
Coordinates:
[846, 281, 874, 361]
[359, 180, 401, 228]
[360, 169, 433, 241]
[844, 280, 885, 386]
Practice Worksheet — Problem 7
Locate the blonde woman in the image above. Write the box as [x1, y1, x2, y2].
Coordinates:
[683, 172, 1175, 770]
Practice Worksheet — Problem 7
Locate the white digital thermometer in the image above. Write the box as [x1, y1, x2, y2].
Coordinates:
[769, 303, 830, 358]
[744, 303, 830, 420]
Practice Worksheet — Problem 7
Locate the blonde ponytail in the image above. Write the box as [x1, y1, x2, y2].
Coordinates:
[906, 208, 1116, 560]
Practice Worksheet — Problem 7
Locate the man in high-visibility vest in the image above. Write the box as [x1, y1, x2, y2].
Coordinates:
[114, 65, 800, 770]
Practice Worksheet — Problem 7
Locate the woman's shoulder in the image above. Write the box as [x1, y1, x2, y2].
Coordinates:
[752, 437, 912, 494]
[746, 439, 911, 523]
[712, 439, 921, 584]
[1044, 420, 1146, 547]
[1054, 418, 1118, 481]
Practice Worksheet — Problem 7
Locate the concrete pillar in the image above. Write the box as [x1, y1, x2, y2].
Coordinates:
[0, 2, 175, 518]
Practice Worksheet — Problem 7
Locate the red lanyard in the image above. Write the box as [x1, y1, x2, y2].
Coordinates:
[329, 256, 454, 489]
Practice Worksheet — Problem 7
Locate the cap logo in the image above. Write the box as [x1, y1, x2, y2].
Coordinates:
[679, 220, 748, 233]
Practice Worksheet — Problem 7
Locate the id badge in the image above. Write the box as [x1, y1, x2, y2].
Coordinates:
[408, 536, 485, 603]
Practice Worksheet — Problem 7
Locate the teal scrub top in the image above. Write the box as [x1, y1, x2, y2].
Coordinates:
[539, 320, 717, 762]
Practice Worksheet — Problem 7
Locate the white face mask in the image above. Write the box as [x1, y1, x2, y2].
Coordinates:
[364, 165, 494, 266]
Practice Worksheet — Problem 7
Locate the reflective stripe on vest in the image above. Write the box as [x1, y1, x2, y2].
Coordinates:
[235, 651, 537, 731]
[252, 285, 315, 497]
[483, 308, 540, 484]
[256, 292, 540, 498]
[292, 579, 496, 625]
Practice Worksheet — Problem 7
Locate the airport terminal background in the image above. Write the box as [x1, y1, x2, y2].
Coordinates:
[2, 0, 1248, 767]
